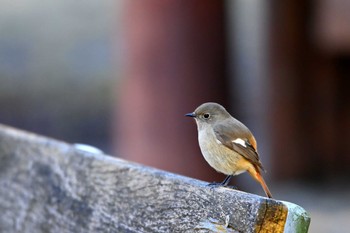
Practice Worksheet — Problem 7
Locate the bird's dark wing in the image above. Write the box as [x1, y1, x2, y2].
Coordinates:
[213, 121, 265, 171]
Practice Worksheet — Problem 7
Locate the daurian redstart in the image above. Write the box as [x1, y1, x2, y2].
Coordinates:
[186, 102, 272, 198]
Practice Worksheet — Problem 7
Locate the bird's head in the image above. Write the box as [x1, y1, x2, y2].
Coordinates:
[185, 102, 231, 128]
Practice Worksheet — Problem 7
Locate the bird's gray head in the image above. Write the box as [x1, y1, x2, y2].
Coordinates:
[185, 102, 231, 128]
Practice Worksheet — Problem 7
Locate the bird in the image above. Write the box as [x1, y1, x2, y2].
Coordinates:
[185, 102, 272, 198]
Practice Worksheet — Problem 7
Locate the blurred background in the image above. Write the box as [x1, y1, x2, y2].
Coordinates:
[0, 0, 349, 232]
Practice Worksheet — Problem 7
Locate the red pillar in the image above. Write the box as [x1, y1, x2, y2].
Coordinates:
[114, 0, 228, 181]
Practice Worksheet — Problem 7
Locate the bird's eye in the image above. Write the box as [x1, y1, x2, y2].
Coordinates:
[203, 113, 210, 119]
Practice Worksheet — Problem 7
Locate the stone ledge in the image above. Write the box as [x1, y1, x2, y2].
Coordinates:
[0, 124, 310, 232]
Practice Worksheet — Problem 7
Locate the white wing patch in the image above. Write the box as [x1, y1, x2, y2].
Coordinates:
[232, 138, 247, 147]
[215, 139, 222, 144]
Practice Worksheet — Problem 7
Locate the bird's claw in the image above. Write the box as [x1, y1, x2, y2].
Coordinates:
[207, 182, 237, 190]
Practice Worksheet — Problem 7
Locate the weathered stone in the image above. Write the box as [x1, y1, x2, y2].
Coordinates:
[0, 124, 310, 232]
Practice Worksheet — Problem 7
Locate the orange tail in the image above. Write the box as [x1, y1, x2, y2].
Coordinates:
[248, 167, 273, 198]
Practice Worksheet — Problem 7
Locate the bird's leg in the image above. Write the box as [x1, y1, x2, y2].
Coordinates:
[207, 175, 237, 189]
[221, 175, 232, 186]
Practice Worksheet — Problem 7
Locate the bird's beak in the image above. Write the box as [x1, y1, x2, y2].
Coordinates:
[185, 112, 196, 118]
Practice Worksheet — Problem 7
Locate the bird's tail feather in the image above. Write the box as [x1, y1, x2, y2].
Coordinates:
[248, 167, 273, 198]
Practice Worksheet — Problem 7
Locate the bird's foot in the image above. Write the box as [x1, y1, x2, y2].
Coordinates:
[207, 182, 222, 188]
[207, 182, 237, 190]
[207, 175, 235, 189]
